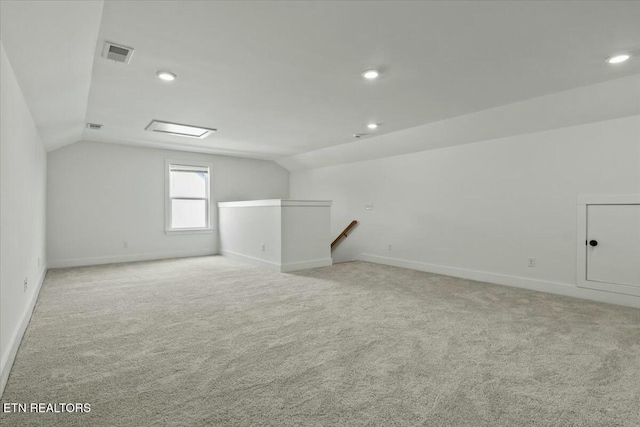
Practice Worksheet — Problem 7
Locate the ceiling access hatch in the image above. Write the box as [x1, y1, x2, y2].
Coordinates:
[102, 41, 134, 64]
[145, 120, 217, 139]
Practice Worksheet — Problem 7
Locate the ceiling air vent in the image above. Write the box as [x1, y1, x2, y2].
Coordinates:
[145, 120, 217, 139]
[102, 41, 134, 64]
[86, 123, 103, 130]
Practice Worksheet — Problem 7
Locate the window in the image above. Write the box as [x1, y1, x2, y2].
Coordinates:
[166, 161, 212, 233]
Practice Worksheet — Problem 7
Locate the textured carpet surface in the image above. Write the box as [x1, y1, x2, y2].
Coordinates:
[1, 256, 639, 426]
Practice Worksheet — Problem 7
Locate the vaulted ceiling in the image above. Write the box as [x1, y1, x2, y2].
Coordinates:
[2, 1, 639, 162]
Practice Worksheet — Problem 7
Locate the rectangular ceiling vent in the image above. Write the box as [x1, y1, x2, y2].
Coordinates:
[145, 120, 217, 139]
[86, 123, 103, 130]
[102, 41, 134, 64]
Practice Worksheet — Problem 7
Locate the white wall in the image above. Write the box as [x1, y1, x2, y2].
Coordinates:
[281, 205, 332, 270]
[0, 43, 48, 394]
[218, 200, 332, 272]
[219, 203, 283, 267]
[47, 141, 289, 267]
[291, 115, 640, 307]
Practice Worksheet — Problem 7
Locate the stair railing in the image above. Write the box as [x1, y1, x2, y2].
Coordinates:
[331, 220, 358, 249]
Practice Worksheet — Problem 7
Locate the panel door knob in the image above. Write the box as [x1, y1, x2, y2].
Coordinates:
[589, 240, 598, 247]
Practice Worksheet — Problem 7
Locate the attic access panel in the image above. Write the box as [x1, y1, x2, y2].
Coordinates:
[145, 120, 217, 139]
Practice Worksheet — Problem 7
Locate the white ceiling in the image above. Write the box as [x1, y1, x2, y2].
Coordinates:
[2, 1, 639, 160]
[279, 74, 640, 170]
[0, 0, 103, 151]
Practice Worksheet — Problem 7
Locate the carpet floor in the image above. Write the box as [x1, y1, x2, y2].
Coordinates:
[1, 256, 639, 426]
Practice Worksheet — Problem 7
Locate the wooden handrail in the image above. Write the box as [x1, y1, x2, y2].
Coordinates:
[331, 220, 358, 249]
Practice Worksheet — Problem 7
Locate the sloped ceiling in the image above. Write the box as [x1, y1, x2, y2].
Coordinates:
[0, 0, 103, 151]
[278, 75, 640, 170]
[1, 1, 639, 165]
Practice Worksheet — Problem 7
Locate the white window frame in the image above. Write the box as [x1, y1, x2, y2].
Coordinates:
[165, 159, 214, 235]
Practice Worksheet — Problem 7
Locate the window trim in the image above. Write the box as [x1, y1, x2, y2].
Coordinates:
[165, 159, 214, 235]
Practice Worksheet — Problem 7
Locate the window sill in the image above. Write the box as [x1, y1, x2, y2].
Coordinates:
[165, 228, 215, 236]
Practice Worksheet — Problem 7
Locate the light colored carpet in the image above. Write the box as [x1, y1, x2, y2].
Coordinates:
[1, 256, 639, 426]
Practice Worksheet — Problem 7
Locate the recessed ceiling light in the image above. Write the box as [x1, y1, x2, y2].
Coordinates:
[156, 71, 177, 81]
[362, 69, 380, 80]
[606, 54, 630, 64]
[367, 123, 378, 130]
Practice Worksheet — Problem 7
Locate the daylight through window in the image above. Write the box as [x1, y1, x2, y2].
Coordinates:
[168, 163, 210, 230]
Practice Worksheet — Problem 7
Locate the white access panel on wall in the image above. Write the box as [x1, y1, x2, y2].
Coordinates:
[577, 195, 640, 297]
[587, 205, 640, 287]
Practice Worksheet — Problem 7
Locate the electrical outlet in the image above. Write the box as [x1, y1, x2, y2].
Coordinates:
[123, 241, 128, 248]
[528, 257, 536, 268]
[388, 244, 393, 251]
[23, 277, 28, 293]
[261, 243, 265, 252]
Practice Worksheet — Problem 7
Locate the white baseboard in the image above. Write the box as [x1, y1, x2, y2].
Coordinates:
[221, 251, 332, 273]
[281, 258, 333, 273]
[0, 265, 48, 397]
[221, 250, 282, 271]
[359, 253, 640, 309]
[48, 249, 216, 268]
